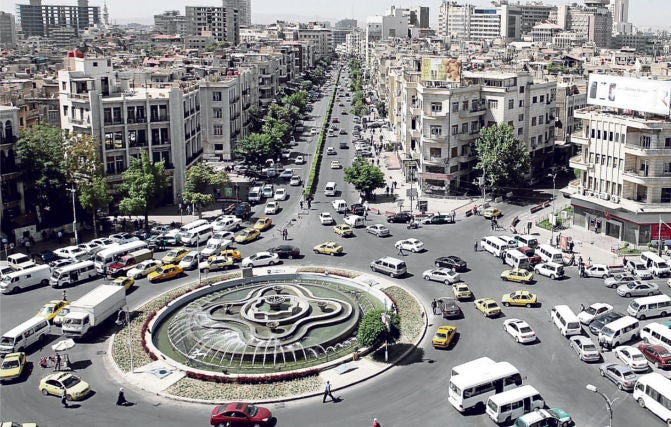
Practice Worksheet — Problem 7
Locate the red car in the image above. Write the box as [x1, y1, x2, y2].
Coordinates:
[518, 246, 542, 265]
[210, 402, 275, 426]
[331, 117, 339, 123]
[638, 343, 671, 369]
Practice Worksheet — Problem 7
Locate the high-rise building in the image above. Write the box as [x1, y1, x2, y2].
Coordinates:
[609, 0, 631, 34]
[16, 0, 101, 38]
[153, 11, 186, 35]
[438, 2, 520, 41]
[553, 3, 612, 47]
[335, 19, 357, 30]
[185, 6, 239, 45]
[0, 12, 17, 48]
[222, 0, 251, 27]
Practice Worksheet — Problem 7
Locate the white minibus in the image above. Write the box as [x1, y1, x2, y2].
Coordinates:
[179, 219, 209, 236]
[324, 182, 337, 197]
[537, 244, 564, 264]
[180, 223, 213, 246]
[0, 265, 50, 294]
[641, 322, 671, 352]
[482, 236, 509, 258]
[94, 240, 148, 274]
[486, 384, 544, 424]
[598, 316, 639, 349]
[505, 250, 530, 270]
[448, 361, 522, 412]
[49, 260, 99, 288]
[0, 317, 50, 356]
[551, 305, 582, 337]
[640, 251, 671, 277]
[627, 294, 671, 320]
[515, 235, 539, 249]
[450, 357, 496, 379]
[633, 373, 671, 426]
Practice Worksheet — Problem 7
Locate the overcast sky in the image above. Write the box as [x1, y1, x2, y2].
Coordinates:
[1, 0, 669, 30]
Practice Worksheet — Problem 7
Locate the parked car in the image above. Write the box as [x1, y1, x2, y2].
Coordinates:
[0, 352, 26, 382]
[569, 335, 601, 362]
[614, 345, 649, 373]
[503, 319, 537, 343]
[638, 343, 671, 369]
[434, 256, 467, 271]
[578, 303, 613, 325]
[616, 281, 660, 297]
[422, 268, 461, 284]
[599, 362, 639, 391]
[589, 311, 626, 335]
[604, 273, 636, 288]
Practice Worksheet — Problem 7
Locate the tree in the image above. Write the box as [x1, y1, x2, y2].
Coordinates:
[247, 106, 265, 133]
[357, 309, 400, 348]
[64, 134, 111, 237]
[117, 151, 167, 227]
[344, 158, 386, 198]
[235, 133, 275, 166]
[474, 124, 530, 193]
[182, 163, 229, 217]
[376, 101, 387, 118]
[15, 123, 66, 222]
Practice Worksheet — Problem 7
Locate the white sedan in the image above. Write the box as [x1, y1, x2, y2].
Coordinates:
[289, 175, 302, 186]
[264, 201, 280, 215]
[319, 212, 335, 225]
[294, 156, 305, 164]
[127, 259, 162, 279]
[578, 303, 613, 325]
[422, 268, 461, 284]
[394, 238, 425, 253]
[503, 318, 537, 344]
[614, 345, 650, 373]
[241, 252, 280, 268]
[53, 245, 88, 259]
[274, 188, 288, 201]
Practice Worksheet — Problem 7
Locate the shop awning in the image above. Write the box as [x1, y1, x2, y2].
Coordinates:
[418, 172, 451, 181]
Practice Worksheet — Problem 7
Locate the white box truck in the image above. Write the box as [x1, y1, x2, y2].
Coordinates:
[61, 285, 127, 338]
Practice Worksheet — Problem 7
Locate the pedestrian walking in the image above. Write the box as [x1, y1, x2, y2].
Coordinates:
[431, 299, 437, 315]
[61, 388, 68, 408]
[397, 245, 405, 256]
[474, 240, 478, 252]
[54, 353, 61, 372]
[299, 200, 304, 210]
[307, 199, 312, 209]
[580, 303, 585, 312]
[569, 241, 574, 254]
[392, 180, 397, 190]
[490, 220, 495, 231]
[385, 186, 389, 195]
[323, 380, 336, 403]
[588, 256, 592, 265]
[116, 387, 130, 406]
[578, 256, 583, 268]
[62, 290, 67, 302]
[372, 418, 382, 427]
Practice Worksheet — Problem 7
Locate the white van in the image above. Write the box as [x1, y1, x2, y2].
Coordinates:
[248, 186, 263, 203]
[0, 265, 50, 294]
[180, 223, 213, 246]
[505, 250, 530, 270]
[482, 236, 509, 258]
[486, 385, 545, 424]
[370, 257, 407, 278]
[515, 235, 539, 249]
[0, 317, 51, 356]
[331, 199, 348, 213]
[49, 260, 99, 288]
[6, 253, 36, 270]
[344, 215, 365, 228]
[598, 316, 640, 349]
[551, 305, 582, 337]
[497, 236, 518, 250]
[324, 182, 337, 197]
[641, 322, 671, 352]
[628, 294, 671, 320]
[537, 244, 564, 264]
[641, 251, 671, 278]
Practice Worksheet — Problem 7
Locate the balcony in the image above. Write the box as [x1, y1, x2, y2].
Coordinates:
[151, 115, 169, 123]
[104, 140, 126, 150]
[423, 156, 447, 166]
[569, 131, 588, 146]
[624, 143, 671, 157]
[458, 105, 486, 119]
[623, 169, 671, 185]
[409, 128, 421, 138]
[69, 92, 90, 103]
[456, 154, 476, 162]
[569, 154, 588, 171]
[457, 132, 475, 142]
[410, 105, 422, 115]
[423, 111, 447, 119]
[422, 134, 448, 143]
[0, 136, 17, 147]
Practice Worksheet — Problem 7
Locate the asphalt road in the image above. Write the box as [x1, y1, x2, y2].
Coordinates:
[0, 67, 666, 427]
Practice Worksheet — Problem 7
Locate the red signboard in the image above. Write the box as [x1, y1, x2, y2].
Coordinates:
[651, 223, 671, 241]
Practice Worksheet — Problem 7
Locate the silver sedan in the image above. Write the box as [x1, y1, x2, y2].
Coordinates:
[422, 268, 461, 285]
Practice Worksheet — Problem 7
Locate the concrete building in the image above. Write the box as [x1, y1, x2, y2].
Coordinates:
[240, 53, 280, 106]
[222, 0, 251, 27]
[0, 106, 23, 237]
[335, 19, 357, 30]
[153, 10, 186, 35]
[610, 0, 631, 34]
[0, 12, 17, 48]
[437, 2, 520, 41]
[297, 26, 333, 61]
[554, 79, 588, 166]
[185, 6, 239, 45]
[345, 29, 365, 58]
[515, 2, 556, 35]
[531, 22, 563, 44]
[16, 0, 101, 38]
[553, 2, 612, 48]
[58, 51, 202, 203]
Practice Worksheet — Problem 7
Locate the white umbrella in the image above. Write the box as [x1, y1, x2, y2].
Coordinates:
[51, 338, 75, 352]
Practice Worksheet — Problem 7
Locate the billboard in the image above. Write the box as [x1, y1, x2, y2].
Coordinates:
[420, 57, 461, 82]
[587, 74, 671, 116]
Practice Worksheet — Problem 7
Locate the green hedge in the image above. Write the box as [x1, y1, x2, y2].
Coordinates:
[304, 66, 341, 197]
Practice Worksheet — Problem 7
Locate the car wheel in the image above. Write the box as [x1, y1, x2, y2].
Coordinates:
[444, 280, 451, 285]
[423, 275, 430, 281]
[515, 336, 519, 343]
[526, 303, 532, 308]
[600, 369, 605, 377]
[41, 388, 49, 396]
[503, 302, 510, 307]
[625, 293, 631, 297]
[602, 274, 608, 279]
[268, 261, 275, 266]
[638, 397, 647, 408]
[248, 263, 254, 268]
[640, 314, 647, 320]
[314, 250, 319, 254]
[617, 383, 624, 391]
[330, 252, 335, 256]
[502, 277, 508, 281]
[411, 248, 417, 253]
[662, 311, 667, 317]
[657, 361, 663, 369]
[551, 274, 556, 280]
[66, 394, 72, 401]
[649, 292, 654, 296]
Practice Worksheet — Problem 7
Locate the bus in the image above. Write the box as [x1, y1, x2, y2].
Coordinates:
[633, 373, 671, 425]
[94, 240, 147, 274]
[448, 361, 522, 412]
[450, 357, 496, 379]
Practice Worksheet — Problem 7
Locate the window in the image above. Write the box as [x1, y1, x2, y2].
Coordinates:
[641, 136, 651, 147]
[430, 126, 442, 136]
[214, 125, 223, 135]
[666, 137, 671, 148]
[451, 102, 459, 112]
[519, 86, 525, 93]
[63, 105, 69, 116]
[519, 100, 524, 107]
[431, 102, 442, 113]
[532, 96, 537, 104]
[518, 114, 524, 122]
[462, 100, 469, 110]
[213, 91, 222, 101]
[61, 81, 66, 90]
[213, 108, 222, 118]
[540, 95, 545, 103]
[530, 136, 536, 146]
[488, 99, 498, 109]
[518, 128, 523, 136]
[508, 99, 514, 109]
[451, 125, 459, 135]
[462, 123, 468, 134]
[531, 117, 537, 126]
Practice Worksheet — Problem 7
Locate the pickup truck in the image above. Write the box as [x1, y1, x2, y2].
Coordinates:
[6, 253, 35, 271]
[107, 249, 154, 277]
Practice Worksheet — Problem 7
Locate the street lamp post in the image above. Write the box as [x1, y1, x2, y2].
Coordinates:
[69, 188, 78, 244]
[549, 173, 558, 246]
[586, 384, 613, 427]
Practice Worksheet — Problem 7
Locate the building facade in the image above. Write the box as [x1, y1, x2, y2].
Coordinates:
[153, 10, 186, 35]
[17, 0, 101, 38]
[0, 106, 23, 238]
[0, 12, 17, 48]
[185, 6, 239, 45]
[222, 0, 251, 27]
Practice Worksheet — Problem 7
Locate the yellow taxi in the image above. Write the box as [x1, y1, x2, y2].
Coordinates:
[474, 298, 502, 317]
[147, 264, 184, 283]
[161, 247, 190, 264]
[253, 216, 273, 231]
[38, 372, 92, 401]
[432, 326, 457, 349]
[483, 207, 502, 219]
[234, 228, 261, 243]
[333, 224, 354, 237]
[219, 249, 242, 262]
[0, 352, 26, 382]
[111, 276, 135, 290]
[35, 300, 70, 322]
[502, 290, 538, 308]
[501, 268, 534, 284]
[313, 241, 344, 256]
[452, 283, 473, 300]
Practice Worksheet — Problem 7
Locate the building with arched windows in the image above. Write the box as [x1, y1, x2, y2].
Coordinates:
[0, 106, 23, 239]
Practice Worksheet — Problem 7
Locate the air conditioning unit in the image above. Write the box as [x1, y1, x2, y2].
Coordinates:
[600, 193, 610, 200]
[611, 196, 619, 203]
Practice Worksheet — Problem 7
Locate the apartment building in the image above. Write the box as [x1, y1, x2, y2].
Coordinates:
[153, 11, 187, 35]
[0, 12, 17, 48]
[58, 51, 201, 203]
[17, 0, 101, 38]
[553, 2, 613, 48]
[184, 6, 239, 45]
[437, 2, 521, 41]
[568, 75, 671, 244]
[240, 53, 280, 106]
[222, 0, 251, 27]
[297, 26, 333, 62]
[0, 106, 23, 235]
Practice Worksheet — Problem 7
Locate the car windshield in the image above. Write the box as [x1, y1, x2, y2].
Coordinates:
[40, 306, 54, 314]
[585, 307, 598, 315]
[435, 332, 447, 339]
[61, 376, 81, 388]
[245, 404, 258, 416]
[1, 359, 19, 369]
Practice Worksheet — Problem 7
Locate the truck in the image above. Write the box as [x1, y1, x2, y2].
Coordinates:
[61, 285, 127, 338]
[106, 248, 154, 277]
[7, 253, 36, 271]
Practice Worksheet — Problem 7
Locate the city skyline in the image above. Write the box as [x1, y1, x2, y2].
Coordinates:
[1, 0, 670, 30]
